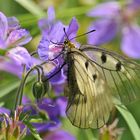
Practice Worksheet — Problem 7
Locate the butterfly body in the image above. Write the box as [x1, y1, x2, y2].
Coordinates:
[60, 39, 140, 128]
[63, 41, 113, 128]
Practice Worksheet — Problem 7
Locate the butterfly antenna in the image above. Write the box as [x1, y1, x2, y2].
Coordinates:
[63, 28, 69, 40]
[70, 29, 96, 41]
[50, 40, 63, 45]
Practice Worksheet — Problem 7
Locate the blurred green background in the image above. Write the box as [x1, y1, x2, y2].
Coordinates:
[0, 0, 140, 140]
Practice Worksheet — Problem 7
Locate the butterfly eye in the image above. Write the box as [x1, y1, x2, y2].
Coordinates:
[64, 40, 68, 45]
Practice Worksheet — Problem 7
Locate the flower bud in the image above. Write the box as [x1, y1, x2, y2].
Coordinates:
[32, 81, 46, 99]
[41, 76, 50, 94]
[43, 80, 49, 94]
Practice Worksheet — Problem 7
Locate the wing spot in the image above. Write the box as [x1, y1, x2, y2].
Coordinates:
[116, 62, 121, 71]
[93, 74, 97, 82]
[101, 52, 107, 63]
[85, 61, 89, 69]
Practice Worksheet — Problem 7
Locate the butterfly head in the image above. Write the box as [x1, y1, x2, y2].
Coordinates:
[64, 39, 75, 49]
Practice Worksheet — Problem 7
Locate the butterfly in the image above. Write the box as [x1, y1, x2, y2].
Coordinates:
[46, 29, 140, 129]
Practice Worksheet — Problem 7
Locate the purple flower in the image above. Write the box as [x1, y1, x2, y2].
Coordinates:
[22, 96, 67, 133]
[44, 130, 76, 140]
[0, 107, 10, 115]
[0, 11, 33, 76]
[6, 29, 32, 47]
[88, 18, 118, 46]
[121, 24, 140, 58]
[37, 6, 79, 93]
[0, 46, 33, 76]
[0, 12, 32, 49]
[33, 97, 67, 133]
[87, 0, 140, 58]
[7, 46, 33, 69]
[38, 7, 78, 61]
[0, 96, 67, 134]
[0, 58, 23, 76]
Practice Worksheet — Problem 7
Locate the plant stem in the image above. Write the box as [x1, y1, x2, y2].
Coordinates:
[13, 66, 42, 111]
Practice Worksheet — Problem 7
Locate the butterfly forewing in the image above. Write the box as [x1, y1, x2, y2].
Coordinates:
[66, 48, 113, 128]
[80, 45, 140, 104]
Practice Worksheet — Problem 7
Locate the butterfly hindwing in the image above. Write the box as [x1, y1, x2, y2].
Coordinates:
[80, 45, 140, 104]
[66, 48, 113, 128]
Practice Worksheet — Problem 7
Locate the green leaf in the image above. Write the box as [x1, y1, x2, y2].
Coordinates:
[57, 6, 92, 18]
[0, 74, 35, 99]
[0, 49, 7, 56]
[24, 121, 42, 140]
[62, 118, 98, 140]
[13, 127, 20, 139]
[116, 104, 140, 140]
[0, 80, 20, 98]
[15, 0, 45, 18]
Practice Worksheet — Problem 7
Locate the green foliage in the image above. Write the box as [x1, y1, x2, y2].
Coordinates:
[116, 104, 140, 140]
[23, 120, 42, 140]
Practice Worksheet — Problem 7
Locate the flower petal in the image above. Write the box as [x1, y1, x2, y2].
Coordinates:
[49, 21, 66, 42]
[48, 59, 66, 84]
[38, 18, 50, 35]
[38, 39, 49, 61]
[39, 20, 66, 42]
[121, 24, 140, 58]
[0, 12, 8, 40]
[50, 69, 66, 84]
[87, 18, 118, 45]
[66, 17, 79, 40]
[47, 6, 55, 23]
[32, 119, 61, 133]
[0, 38, 6, 49]
[0, 59, 22, 77]
[6, 29, 32, 47]
[132, 0, 140, 5]
[38, 98, 60, 119]
[7, 17, 20, 32]
[56, 97, 67, 117]
[0, 107, 10, 115]
[22, 96, 31, 105]
[7, 46, 32, 68]
[87, 2, 120, 18]
[52, 83, 65, 95]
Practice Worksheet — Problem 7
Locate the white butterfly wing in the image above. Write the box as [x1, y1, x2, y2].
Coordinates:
[66, 48, 113, 128]
[80, 45, 140, 104]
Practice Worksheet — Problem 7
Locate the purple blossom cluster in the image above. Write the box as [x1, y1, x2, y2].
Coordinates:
[0, 12, 33, 76]
[87, 0, 140, 58]
[0, 96, 72, 139]
[0, 7, 78, 139]
[38, 6, 79, 92]
[22, 96, 67, 133]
